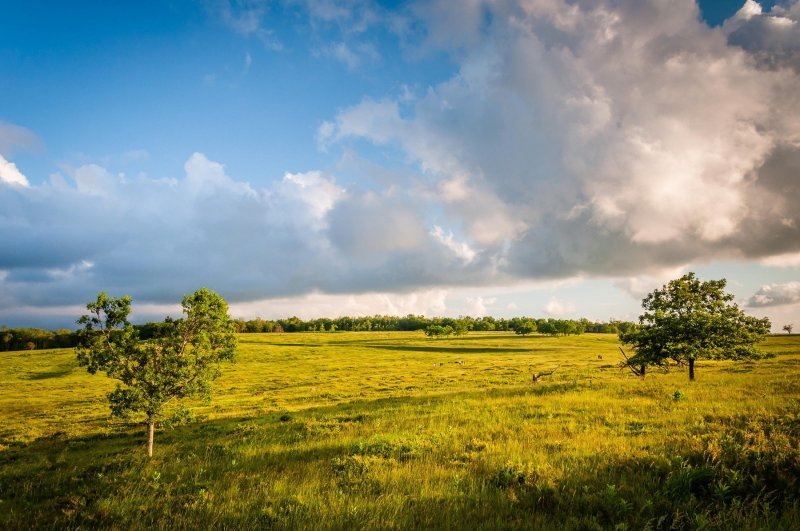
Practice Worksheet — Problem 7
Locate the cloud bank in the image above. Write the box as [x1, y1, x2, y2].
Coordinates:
[2, 0, 800, 319]
[749, 281, 800, 307]
[326, 0, 800, 279]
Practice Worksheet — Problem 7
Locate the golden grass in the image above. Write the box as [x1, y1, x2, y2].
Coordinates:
[1, 332, 799, 529]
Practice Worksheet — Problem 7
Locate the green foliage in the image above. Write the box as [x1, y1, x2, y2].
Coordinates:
[537, 318, 584, 336]
[223, 314, 630, 335]
[424, 324, 454, 338]
[514, 320, 537, 335]
[453, 318, 470, 336]
[75, 288, 236, 454]
[0, 326, 79, 351]
[620, 273, 771, 380]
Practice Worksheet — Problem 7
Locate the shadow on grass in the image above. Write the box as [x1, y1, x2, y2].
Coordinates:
[367, 345, 532, 354]
[239, 334, 560, 349]
[22, 367, 74, 380]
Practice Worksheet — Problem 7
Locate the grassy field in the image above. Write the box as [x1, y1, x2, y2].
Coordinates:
[1, 332, 799, 529]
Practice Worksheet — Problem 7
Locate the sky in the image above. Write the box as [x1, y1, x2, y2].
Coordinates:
[1, 0, 799, 330]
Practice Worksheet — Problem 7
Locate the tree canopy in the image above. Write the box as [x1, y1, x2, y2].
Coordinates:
[76, 288, 236, 456]
[514, 320, 537, 336]
[619, 273, 771, 381]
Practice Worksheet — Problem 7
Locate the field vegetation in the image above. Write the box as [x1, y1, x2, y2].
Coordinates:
[1, 332, 799, 529]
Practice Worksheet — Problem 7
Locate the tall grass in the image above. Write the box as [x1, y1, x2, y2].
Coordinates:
[1, 332, 798, 529]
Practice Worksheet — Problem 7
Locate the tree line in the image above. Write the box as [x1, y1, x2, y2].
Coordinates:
[1, 316, 637, 351]
[229, 315, 637, 335]
[1, 326, 79, 351]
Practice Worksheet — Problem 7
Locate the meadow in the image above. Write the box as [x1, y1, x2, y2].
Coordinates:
[1, 332, 799, 529]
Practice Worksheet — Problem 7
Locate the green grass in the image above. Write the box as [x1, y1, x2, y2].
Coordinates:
[1, 332, 799, 529]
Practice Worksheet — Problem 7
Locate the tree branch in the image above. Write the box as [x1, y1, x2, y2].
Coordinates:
[619, 346, 645, 377]
[532, 365, 560, 383]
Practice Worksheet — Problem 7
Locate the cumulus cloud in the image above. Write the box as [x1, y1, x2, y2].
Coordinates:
[613, 266, 690, 299]
[430, 226, 477, 264]
[0, 151, 497, 313]
[325, 0, 800, 280]
[543, 297, 575, 317]
[326, 191, 427, 259]
[463, 296, 496, 317]
[0, 154, 30, 187]
[0, 153, 348, 308]
[724, 0, 800, 70]
[230, 288, 448, 319]
[748, 281, 800, 307]
[760, 252, 800, 268]
[0, 121, 38, 187]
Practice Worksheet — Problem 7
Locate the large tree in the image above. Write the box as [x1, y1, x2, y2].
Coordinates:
[76, 288, 237, 457]
[620, 273, 770, 381]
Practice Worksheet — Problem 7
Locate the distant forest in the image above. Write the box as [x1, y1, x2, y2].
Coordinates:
[1, 316, 637, 351]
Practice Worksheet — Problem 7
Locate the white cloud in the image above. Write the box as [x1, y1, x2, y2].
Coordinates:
[430, 226, 477, 264]
[72, 164, 120, 196]
[724, 0, 800, 70]
[748, 281, 800, 307]
[325, 190, 432, 269]
[0, 152, 493, 313]
[0, 153, 349, 309]
[275, 170, 345, 227]
[760, 252, 800, 268]
[613, 266, 690, 300]
[463, 296, 496, 317]
[543, 297, 575, 317]
[735, 0, 763, 20]
[230, 288, 448, 319]
[0, 154, 30, 187]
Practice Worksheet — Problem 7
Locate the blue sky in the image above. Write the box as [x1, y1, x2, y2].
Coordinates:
[1, 0, 799, 329]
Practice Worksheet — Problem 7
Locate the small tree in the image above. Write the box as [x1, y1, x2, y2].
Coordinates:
[620, 273, 770, 381]
[515, 320, 537, 336]
[453, 319, 470, 336]
[76, 288, 237, 457]
[425, 324, 454, 338]
[783, 324, 794, 334]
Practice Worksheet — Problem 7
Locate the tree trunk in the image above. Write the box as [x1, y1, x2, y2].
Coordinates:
[147, 421, 155, 458]
[640, 365, 646, 378]
[688, 359, 695, 381]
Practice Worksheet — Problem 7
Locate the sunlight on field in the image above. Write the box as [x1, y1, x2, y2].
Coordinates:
[1, 332, 799, 529]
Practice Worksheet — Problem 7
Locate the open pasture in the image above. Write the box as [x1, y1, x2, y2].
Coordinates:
[1, 332, 799, 529]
